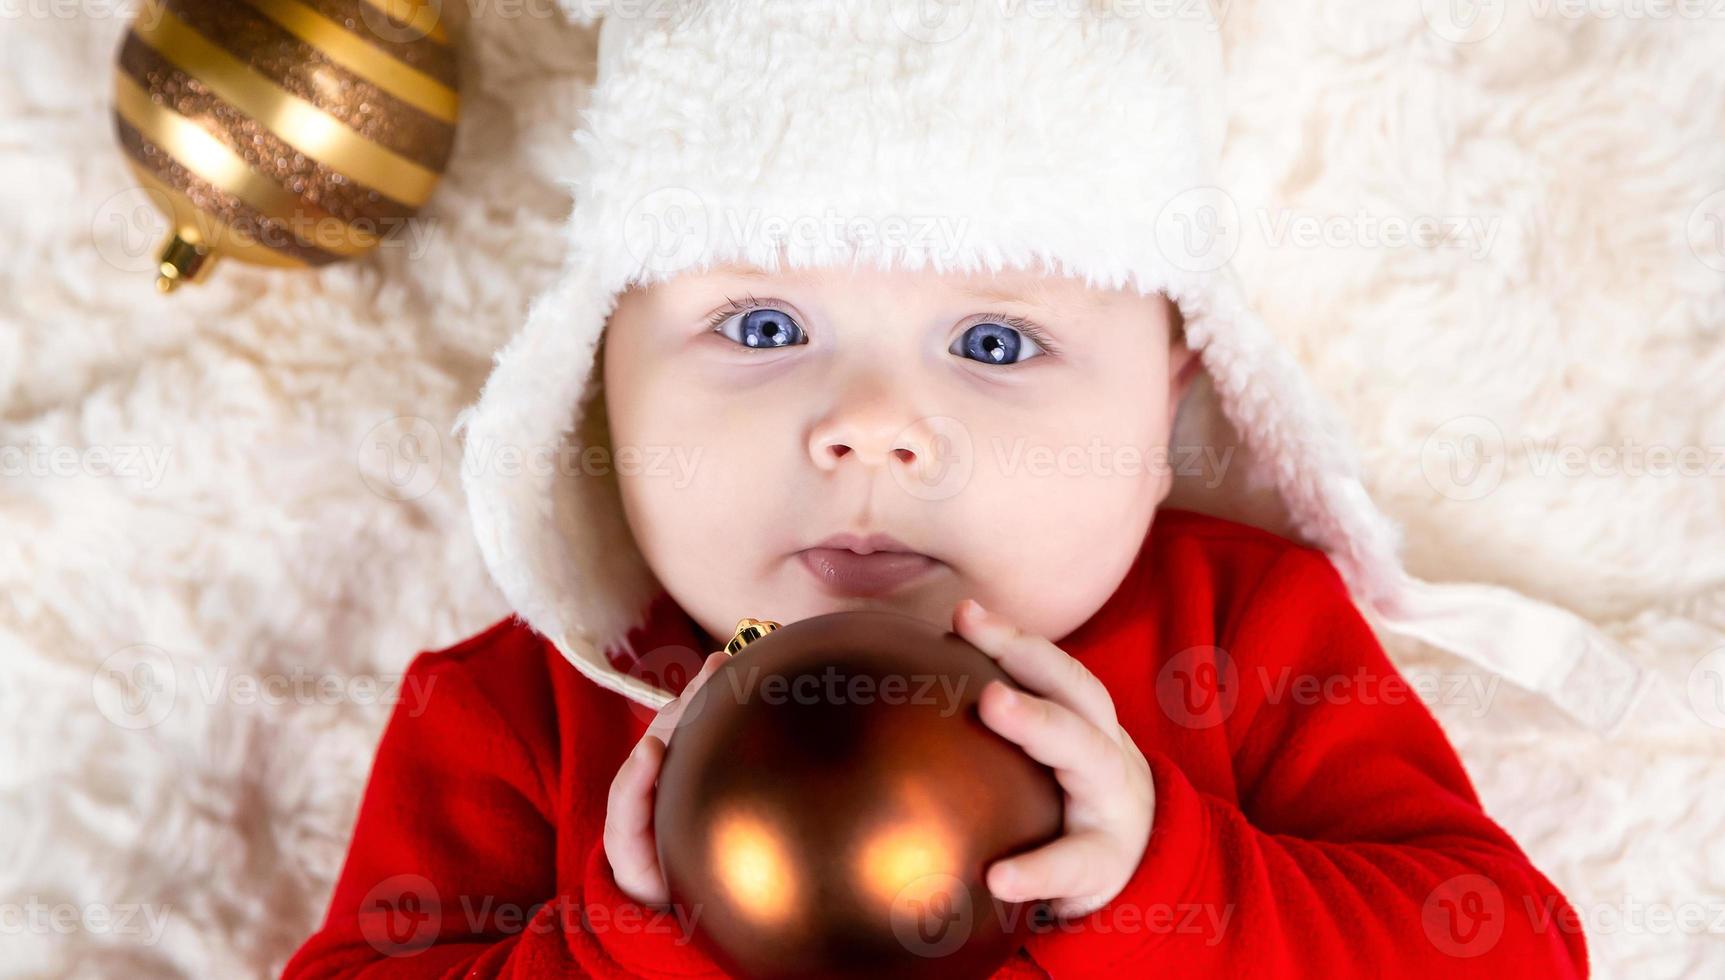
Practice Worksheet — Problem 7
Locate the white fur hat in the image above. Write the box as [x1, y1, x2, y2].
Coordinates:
[453, 0, 1642, 731]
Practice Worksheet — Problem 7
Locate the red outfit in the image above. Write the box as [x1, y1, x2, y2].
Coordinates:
[282, 509, 1587, 978]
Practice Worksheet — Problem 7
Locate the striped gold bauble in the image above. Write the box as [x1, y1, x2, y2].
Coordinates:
[110, 0, 461, 292]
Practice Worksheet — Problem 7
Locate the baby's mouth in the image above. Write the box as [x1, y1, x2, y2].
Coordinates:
[796, 547, 941, 598]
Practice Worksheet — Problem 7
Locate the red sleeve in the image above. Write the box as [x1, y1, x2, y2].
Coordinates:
[280, 639, 728, 979]
[1025, 547, 1589, 977]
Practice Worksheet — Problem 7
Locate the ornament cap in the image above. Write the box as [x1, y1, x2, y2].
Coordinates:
[724, 617, 781, 656]
[155, 231, 214, 293]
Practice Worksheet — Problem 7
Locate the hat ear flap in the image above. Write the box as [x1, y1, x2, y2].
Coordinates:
[455, 262, 669, 709]
[1170, 272, 1645, 733]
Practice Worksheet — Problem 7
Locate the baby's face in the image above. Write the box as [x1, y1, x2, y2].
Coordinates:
[602, 261, 1198, 648]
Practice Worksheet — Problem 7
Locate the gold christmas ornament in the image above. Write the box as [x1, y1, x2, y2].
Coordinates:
[656, 612, 1065, 979]
[110, 0, 461, 291]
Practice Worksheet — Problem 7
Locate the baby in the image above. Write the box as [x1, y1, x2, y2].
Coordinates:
[285, 2, 1599, 977]
[598, 260, 1195, 919]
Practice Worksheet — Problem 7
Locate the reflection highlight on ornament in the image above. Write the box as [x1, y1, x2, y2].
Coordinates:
[710, 808, 798, 926]
[857, 820, 959, 905]
[855, 778, 961, 906]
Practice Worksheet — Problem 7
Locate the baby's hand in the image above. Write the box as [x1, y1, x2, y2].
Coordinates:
[603, 649, 732, 906]
[954, 598, 1155, 920]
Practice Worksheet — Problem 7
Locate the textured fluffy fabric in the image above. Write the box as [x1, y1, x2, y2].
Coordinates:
[1, 2, 1721, 978]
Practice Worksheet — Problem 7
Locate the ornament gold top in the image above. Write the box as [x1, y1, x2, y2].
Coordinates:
[725, 617, 782, 656]
[155, 231, 213, 293]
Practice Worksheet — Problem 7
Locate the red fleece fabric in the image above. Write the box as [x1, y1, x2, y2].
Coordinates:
[282, 509, 1588, 978]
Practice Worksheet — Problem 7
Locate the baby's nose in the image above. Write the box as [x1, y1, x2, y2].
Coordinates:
[807, 413, 923, 472]
[807, 420, 917, 469]
[808, 407, 975, 501]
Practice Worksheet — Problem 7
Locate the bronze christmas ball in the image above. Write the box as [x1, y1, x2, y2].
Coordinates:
[109, 0, 461, 290]
[654, 611, 1065, 980]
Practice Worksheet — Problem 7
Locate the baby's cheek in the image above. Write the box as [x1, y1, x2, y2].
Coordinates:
[955, 448, 1154, 637]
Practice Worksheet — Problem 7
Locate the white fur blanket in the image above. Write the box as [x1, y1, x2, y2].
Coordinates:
[2, 3, 1721, 977]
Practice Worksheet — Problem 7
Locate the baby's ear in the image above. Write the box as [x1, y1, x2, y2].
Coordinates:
[1166, 300, 1202, 411]
[1167, 296, 1188, 348]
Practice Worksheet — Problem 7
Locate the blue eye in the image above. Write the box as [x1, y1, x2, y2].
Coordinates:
[714, 307, 806, 349]
[950, 320, 1045, 365]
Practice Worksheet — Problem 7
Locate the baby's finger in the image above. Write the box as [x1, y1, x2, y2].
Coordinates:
[978, 680, 1118, 802]
[986, 828, 1116, 908]
[955, 599, 1118, 733]
[608, 651, 729, 905]
[605, 735, 669, 905]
